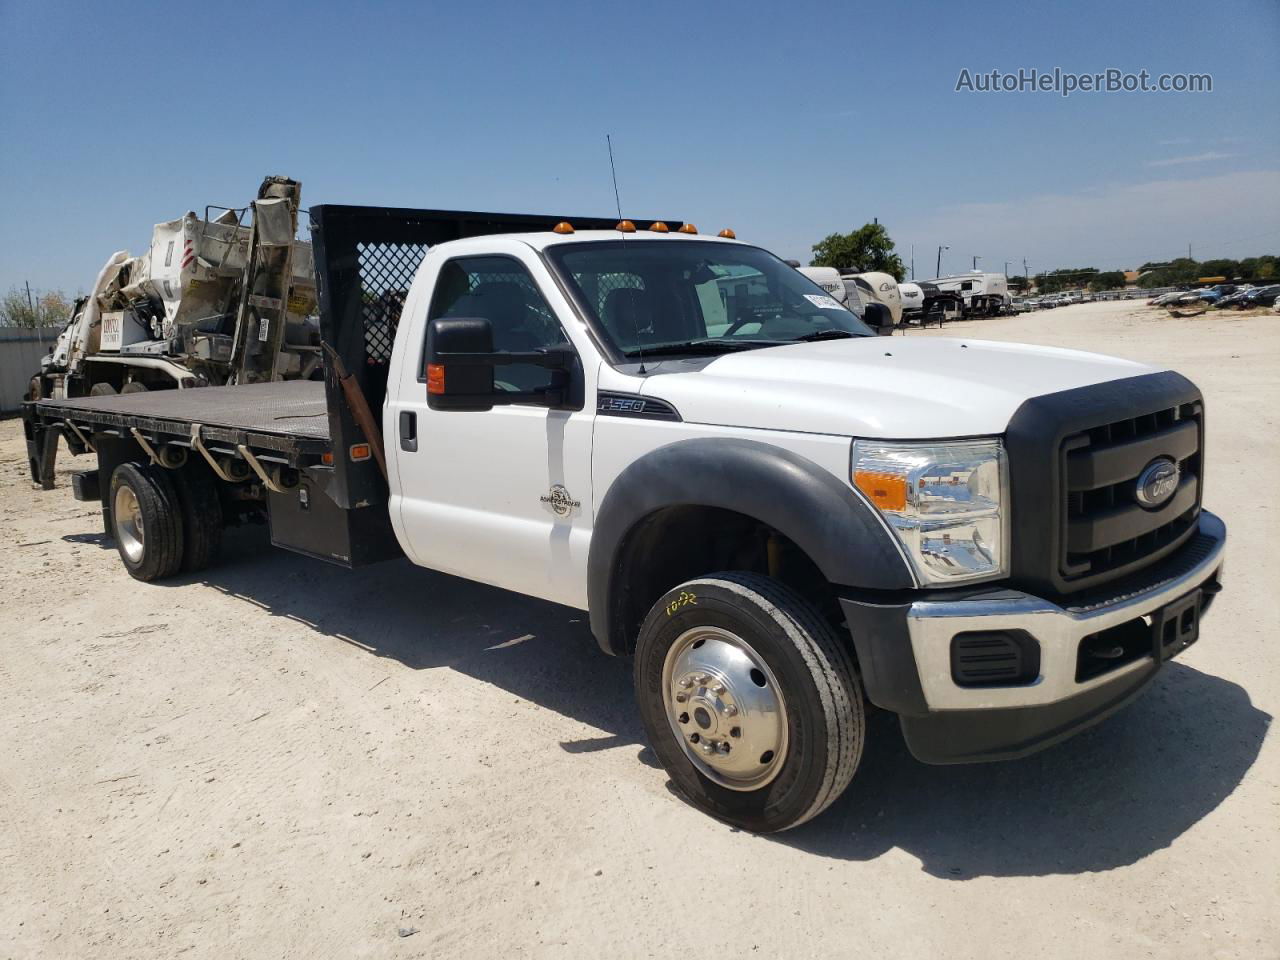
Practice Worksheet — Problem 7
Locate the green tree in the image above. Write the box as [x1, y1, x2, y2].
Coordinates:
[810, 223, 906, 281]
[1034, 268, 1097, 295]
[0, 287, 73, 327]
[1238, 256, 1277, 281]
[1198, 258, 1239, 280]
[1088, 271, 1127, 292]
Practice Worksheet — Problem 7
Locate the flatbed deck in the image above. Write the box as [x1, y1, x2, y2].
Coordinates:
[33, 380, 331, 462]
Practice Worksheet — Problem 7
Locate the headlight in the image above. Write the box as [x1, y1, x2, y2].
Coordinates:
[851, 438, 1008, 585]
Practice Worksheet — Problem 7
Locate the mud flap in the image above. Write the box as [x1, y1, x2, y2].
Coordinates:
[21, 405, 60, 490]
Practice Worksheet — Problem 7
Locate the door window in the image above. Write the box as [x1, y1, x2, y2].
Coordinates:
[427, 256, 567, 394]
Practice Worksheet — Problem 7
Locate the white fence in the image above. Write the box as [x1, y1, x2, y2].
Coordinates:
[0, 327, 55, 412]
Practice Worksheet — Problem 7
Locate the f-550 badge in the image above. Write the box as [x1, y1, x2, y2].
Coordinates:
[540, 485, 581, 517]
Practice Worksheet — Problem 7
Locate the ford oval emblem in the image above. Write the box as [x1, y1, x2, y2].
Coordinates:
[1135, 457, 1179, 509]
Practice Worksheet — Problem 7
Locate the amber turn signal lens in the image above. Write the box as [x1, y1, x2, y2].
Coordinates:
[615, 219, 636, 233]
[678, 223, 698, 234]
[854, 470, 908, 512]
[553, 221, 574, 234]
[349, 443, 371, 462]
[649, 221, 669, 233]
[426, 363, 445, 395]
[321, 451, 334, 466]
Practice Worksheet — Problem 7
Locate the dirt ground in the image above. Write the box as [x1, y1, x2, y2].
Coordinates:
[1, 300, 1275, 959]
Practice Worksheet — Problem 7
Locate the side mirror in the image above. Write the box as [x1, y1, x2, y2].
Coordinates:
[425, 316, 577, 412]
[426, 317, 497, 411]
[863, 302, 894, 334]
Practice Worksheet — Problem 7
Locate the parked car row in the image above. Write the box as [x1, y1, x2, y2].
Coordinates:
[1016, 293, 1078, 309]
[1214, 283, 1280, 309]
[1148, 283, 1280, 309]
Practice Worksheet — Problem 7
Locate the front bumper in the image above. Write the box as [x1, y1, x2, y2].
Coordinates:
[840, 510, 1226, 764]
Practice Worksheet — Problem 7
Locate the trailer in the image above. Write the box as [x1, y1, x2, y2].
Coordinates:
[925, 271, 1009, 318]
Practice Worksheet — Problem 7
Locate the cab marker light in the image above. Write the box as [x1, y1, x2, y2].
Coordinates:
[553, 221, 575, 234]
[678, 223, 698, 234]
[615, 219, 637, 233]
[649, 221, 670, 233]
[350, 443, 372, 462]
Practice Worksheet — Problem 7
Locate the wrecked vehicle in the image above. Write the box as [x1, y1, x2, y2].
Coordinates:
[30, 176, 319, 401]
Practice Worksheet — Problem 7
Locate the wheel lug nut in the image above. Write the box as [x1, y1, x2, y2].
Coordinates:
[679, 677, 693, 689]
[723, 704, 739, 717]
[711, 684, 725, 695]
[717, 742, 731, 754]
[700, 742, 714, 755]
[675, 692, 688, 703]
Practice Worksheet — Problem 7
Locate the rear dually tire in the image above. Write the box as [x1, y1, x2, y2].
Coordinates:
[109, 462, 184, 582]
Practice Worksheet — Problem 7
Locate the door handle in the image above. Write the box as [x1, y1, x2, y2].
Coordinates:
[399, 411, 418, 452]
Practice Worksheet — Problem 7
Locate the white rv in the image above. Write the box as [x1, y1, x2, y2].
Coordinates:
[796, 266, 853, 308]
[898, 281, 924, 320]
[842, 272, 903, 326]
[925, 271, 1009, 318]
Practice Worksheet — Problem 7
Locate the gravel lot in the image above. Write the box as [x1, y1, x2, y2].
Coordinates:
[1, 300, 1275, 959]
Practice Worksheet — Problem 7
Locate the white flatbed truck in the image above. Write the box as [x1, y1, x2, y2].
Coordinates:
[23, 205, 1226, 832]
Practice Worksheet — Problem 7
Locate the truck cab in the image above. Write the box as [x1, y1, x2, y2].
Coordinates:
[25, 207, 1226, 834]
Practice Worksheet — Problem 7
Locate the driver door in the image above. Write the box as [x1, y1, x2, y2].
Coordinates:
[386, 247, 596, 608]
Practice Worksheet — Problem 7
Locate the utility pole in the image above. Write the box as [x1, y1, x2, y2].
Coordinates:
[25, 280, 34, 312]
[972, 255, 981, 271]
[937, 245, 948, 278]
[910, 244, 914, 280]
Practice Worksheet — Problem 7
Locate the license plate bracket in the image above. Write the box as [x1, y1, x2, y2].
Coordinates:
[1153, 588, 1201, 660]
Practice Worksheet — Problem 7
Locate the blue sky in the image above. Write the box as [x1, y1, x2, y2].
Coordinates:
[2, 0, 1277, 295]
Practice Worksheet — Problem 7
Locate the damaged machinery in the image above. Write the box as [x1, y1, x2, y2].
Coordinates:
[30, 176, 319, 400]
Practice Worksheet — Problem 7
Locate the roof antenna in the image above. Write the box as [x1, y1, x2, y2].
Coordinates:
[607, 133, 645, 374]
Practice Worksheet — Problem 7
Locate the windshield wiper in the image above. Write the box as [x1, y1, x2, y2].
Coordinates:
[792, 328, 860, 343]
[621, 338, 780, 359]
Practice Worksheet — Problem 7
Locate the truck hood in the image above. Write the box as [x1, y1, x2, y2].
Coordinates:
[640, 337, 1156, 438]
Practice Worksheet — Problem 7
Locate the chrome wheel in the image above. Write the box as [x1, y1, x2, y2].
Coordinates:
[113, 484, 145, 563]
[661, 625, 788, 791]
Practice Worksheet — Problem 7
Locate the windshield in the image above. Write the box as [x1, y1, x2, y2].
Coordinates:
[545, 240, 874, 359]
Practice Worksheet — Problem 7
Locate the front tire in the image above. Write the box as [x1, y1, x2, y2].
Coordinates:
[634, 573, 864, 833]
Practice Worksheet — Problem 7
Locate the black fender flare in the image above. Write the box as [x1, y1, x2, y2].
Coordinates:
[587, 437, 914, 654]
